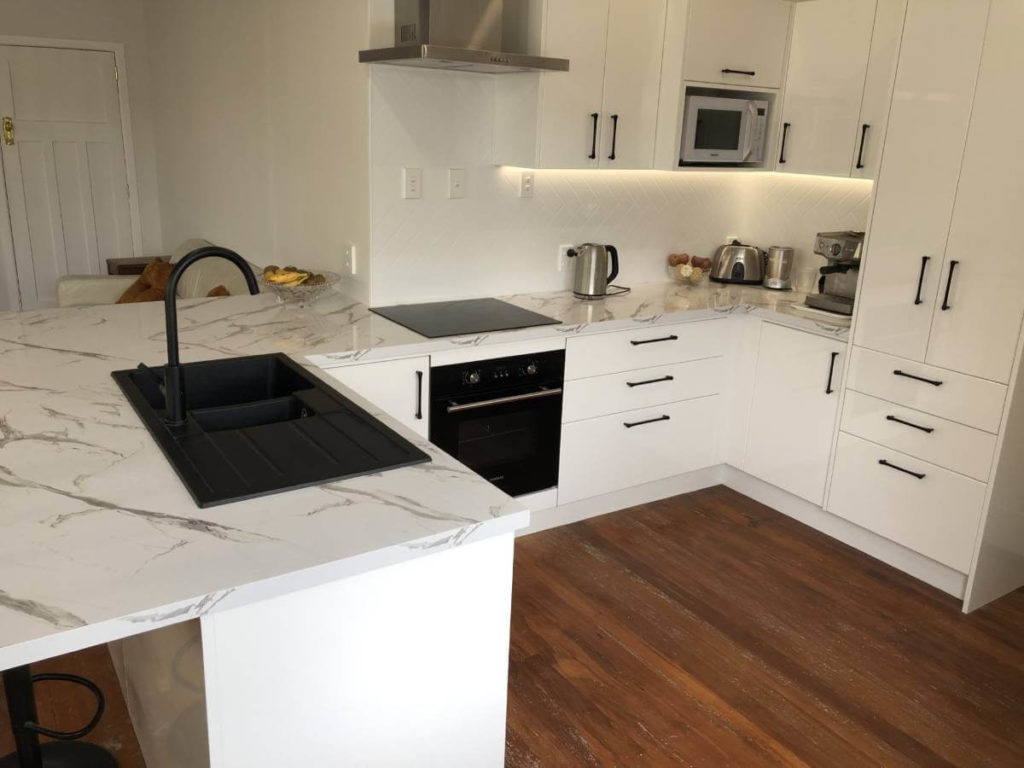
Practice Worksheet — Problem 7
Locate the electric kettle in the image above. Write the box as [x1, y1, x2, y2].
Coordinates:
[567, 243, 628, 299]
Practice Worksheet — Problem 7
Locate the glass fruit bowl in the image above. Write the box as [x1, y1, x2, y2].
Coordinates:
[667, 253, 712, 287]
[259, 269, 341, 305]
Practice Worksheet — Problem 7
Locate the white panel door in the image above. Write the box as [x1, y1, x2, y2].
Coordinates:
[777, 0, 876, 177]
[852, 0, 989, 362]
[925, 0, 1024, 384]
[0, 45, 134, 309]
[598, 0, 667, 169]
[322, 356, 430, 438]
[536, 0, 610, 169]
[683, 0, 793, 89]
[744, 323, 844, 505]
[851, 0, 908, 179]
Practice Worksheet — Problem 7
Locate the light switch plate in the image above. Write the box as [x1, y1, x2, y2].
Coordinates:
[518, 171, 535, 198]
[448, 168, 465, 199]
[403, 167, 422, 199]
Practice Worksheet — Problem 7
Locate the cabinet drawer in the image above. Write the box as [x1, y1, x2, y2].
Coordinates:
[565, 320, 730, 380]
[828, 432, 986, 572]
[558, 395, 719, 505]
[846, 346, 1006, 433]
[841, 391, 996, 482]
[562, 357, 724, 423]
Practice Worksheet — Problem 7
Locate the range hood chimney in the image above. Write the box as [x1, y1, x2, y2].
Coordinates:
[359, 0, 570, 74]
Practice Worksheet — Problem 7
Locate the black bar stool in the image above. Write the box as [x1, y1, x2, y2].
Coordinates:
[0, 665, 117, 768]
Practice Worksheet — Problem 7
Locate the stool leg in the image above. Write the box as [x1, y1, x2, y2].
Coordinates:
[2, 666, 43, 768]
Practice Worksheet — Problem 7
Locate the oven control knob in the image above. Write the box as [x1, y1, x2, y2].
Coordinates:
[468, 370, 481, 384]
[526, 363, 538, 375]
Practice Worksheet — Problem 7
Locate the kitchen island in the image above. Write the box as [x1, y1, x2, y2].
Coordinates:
[0, 281, 841, 767]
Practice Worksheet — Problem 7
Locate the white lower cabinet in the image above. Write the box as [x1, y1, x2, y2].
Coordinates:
[558, 395, 720, 505]
[828, 432, 986, 572]
[743, 323, 845, 505]
[322, 357, 429, 438]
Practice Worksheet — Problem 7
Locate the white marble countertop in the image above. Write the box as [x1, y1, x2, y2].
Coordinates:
[0, 280, 846, 670]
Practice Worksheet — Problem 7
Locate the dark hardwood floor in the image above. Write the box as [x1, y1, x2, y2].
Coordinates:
[505, 485, 1024, 767]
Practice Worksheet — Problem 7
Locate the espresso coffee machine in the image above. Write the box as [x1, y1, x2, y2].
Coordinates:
[805, 231, 864, 316]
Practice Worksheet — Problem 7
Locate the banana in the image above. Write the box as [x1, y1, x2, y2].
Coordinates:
[265, 269, 310, 286]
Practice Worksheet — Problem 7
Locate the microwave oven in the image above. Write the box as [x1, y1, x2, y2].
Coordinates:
[680, 94, 769, 165]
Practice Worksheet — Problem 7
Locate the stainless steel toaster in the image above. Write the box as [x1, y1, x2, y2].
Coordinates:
[709, 241, 765, 285]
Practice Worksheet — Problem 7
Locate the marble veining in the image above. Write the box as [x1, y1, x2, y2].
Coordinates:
[0, 280, 845, 670]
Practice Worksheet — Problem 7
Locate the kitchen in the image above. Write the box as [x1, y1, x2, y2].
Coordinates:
[1, 0, 1023, 766]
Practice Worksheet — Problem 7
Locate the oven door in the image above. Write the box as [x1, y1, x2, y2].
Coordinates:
[430, 385, 563, 498]
[681, 96, 755, 164]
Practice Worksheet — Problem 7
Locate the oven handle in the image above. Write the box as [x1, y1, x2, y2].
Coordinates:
[445, 387, 563, 414]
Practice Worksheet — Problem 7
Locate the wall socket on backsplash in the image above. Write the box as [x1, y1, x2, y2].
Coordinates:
[557, 245, 574, 273]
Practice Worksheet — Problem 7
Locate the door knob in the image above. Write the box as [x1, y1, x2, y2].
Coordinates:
[2, 117, 13, 146]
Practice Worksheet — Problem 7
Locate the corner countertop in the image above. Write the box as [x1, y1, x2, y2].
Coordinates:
[0, 281, 845, 670]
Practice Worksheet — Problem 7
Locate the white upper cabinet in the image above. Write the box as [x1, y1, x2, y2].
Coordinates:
[777, 0, 906, 178]
[924, 0, 1024, 384]
[852, 0, 989, 363]
[744, 323, 845, 506]
[493, 0, 667, 169]
[682, 0, 793, 89]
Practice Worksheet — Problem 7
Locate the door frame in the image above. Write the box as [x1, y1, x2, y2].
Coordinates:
[0, 36, 144, 311]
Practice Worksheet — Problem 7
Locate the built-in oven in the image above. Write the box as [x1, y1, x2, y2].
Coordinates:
[680, 93, 769, 165]
[429, 350, 564, 497]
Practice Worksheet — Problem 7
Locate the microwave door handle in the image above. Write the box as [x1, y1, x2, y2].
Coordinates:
[741, 102, 756, 161]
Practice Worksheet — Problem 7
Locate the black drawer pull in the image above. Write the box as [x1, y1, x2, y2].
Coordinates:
[914, 255, 930, 305]
[722, 68, 756, 76]
[825, 351, 840, 394]
[415, 370, 423, 420]
[941, 260, 959, 311]
[779, 122, 791, 164]
[624, 415, 670, 429]
[855, 123, 870, 169]
[893, 369, 943, 387]
[626, 375, 674, 388]
[588, 112, 599, 160]
[630, 334, 678, 346]
[878, 459, 926, 480]
[886, 414, 934, 434]
[608, 114, 619, 160]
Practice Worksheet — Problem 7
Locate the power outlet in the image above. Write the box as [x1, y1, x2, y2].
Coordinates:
[518, 171, 535, 198]
[448, 168, 465, 199]
[343, 244, 358, 276]
[402, 167, 422, 199]
[557, 244, 575, 273]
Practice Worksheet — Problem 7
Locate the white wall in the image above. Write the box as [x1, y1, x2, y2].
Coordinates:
[0, 0, 163, 257]
[369, 66, 872, 306]
[144, 0, 371, 300]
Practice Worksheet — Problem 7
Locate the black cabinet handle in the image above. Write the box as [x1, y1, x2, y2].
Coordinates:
[878, 459, 926, 480]
[722, 68, 756, 76]
[855, 123, 870, 169]
[588, 112, 598, 160]
[914, 255, 930, 305]
[608, 114, 619, 160]
[941, 260, 959, 311]
[624, 415, 670, 429]
[825, 351, 840, 394]
[886, 414, 934, 434]
[415, 371, 423, 420]
[893, 369, 943, 387]
[630, 334, 679, 346]
[626, 375, 674, 388]
[779, 122, 791, 164]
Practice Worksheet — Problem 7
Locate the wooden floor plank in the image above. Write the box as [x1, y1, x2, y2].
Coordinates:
[506, 486, 1024, 767]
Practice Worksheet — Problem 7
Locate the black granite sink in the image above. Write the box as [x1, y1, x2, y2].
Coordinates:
[112, 354, 430, 507]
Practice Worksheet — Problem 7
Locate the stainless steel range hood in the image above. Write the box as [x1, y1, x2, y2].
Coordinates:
[359, 0, 569, 74]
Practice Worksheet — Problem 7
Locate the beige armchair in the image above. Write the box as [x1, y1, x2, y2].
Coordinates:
[56, 239, 261, 308]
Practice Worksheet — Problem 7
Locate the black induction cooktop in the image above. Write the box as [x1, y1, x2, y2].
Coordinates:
[370, 298, 559, 338]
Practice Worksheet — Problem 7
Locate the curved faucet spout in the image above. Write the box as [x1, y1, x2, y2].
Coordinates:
[164, 246, 260, 426]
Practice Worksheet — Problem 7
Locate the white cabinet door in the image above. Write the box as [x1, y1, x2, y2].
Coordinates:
[852, 0, 989, 362]
[683, 0, 793, 89]
[323, 357, 430, 438]
[536, 0, 610, 169]
[925, 0, 1024, 384]
[744, 323, 845, 505]
[851, 0, 908, 179]
[777, 0, 876, 177]
[599, 0, 667, 169]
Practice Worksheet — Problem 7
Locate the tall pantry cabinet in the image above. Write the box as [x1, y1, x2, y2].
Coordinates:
[830, 0, 1024, 611]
